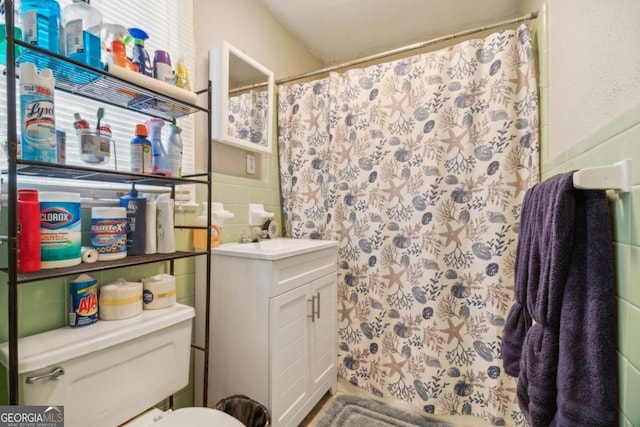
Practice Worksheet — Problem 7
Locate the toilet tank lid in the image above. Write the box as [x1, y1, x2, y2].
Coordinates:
[0, 303, 195, 374]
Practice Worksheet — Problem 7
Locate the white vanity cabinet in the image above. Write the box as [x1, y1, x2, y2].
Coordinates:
[209, 239, 338, 427]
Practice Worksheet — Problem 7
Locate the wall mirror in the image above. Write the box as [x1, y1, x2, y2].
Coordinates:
[209, 41, 274, 154]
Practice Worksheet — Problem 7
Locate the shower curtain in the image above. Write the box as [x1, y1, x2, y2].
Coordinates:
[228, 90, 270, 147]
[278, 24, 538, 426]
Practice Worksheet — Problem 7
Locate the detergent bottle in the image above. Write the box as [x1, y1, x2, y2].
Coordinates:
[21, 0, 61, 54]
[130, 123, 152, 175]
[146, 118, 170, 176]
[128, 27, 152, 76]
[102, 23, 134, 71]
[61, 0, 103, 69]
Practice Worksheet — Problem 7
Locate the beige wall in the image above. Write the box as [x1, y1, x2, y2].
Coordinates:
[521, 1, 640, 160]
[192, 0, 322, 179]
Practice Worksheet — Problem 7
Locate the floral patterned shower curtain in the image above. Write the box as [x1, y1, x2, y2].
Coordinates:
[228, 90, 270, 147]
[278, 25, 538, 426]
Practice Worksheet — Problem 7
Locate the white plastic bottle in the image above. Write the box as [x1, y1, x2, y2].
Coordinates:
[20, 63, 56, 163]
[167, 124, 183, 178]
[144, 194, 157, 254]
[61, 0, 103, 68]
[156, 194, 175, 253]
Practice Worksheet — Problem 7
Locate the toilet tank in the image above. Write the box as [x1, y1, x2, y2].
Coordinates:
[0, 303, 195, 427]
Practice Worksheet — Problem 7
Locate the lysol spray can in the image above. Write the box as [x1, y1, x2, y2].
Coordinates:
[20, 62, 56, 163]
[17, 189, 41, 273]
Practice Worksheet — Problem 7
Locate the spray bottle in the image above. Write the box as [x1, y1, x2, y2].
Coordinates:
[146, 118, 170, 176]
[167, 124, 183, 178]
[128, 27, 152, 76]
[102, 23, 134, 71]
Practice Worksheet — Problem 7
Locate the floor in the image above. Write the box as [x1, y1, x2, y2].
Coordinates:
[297, 379, 494, 427]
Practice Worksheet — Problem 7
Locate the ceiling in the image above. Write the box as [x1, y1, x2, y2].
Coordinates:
[261, 0, 523, 64]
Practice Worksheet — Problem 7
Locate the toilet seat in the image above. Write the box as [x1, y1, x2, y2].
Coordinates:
[126, 407, 244, 427]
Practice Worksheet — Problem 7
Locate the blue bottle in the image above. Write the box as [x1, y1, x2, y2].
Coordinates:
[119, 184, 147, 256]
[21, 0, 61, 54]
[129, 27, 152, 76]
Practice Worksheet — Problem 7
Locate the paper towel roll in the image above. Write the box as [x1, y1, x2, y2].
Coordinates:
[99, 279, 143, 320]
[81, 246, 99, 264]
[142, 274, 176, 310]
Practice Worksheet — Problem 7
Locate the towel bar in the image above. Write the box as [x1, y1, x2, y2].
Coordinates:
[572, 159, 631, 193]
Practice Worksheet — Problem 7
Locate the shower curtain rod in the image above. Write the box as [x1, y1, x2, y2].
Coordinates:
[276, 11, 538, 85]
[228, 11, 538, 94]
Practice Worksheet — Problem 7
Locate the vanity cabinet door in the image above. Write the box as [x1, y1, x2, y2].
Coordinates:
[309, 273, 337, 394]
[269, 284, 310, 426]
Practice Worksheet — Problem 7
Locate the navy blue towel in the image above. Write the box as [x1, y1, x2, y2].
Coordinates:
[503, 172, 618, 427]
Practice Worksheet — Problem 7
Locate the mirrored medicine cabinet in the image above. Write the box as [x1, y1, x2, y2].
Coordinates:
[209, 40, 275, 154]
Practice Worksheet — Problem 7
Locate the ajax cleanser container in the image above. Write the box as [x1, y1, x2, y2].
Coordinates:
[40, 192, 82, 269]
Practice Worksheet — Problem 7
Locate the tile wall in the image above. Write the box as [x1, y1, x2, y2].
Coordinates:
[0, 149, 283, 408]
[542, 102, 640, 427]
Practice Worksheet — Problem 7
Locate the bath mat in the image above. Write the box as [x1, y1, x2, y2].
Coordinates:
[314, 394, 455, 427]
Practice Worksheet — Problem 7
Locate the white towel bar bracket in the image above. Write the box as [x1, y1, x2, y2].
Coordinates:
[572, 159, 631, 193]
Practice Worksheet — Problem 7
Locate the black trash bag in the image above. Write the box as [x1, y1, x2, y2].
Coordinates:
[215, 394, 271, 427]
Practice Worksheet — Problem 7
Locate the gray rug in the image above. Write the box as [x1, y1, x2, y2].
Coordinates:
[315, 394, 455, 427]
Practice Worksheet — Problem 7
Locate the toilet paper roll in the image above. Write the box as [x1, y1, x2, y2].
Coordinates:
[81, 246, 99, 264]
[99, 279, 143, 320]
[141, 274, 176, 310]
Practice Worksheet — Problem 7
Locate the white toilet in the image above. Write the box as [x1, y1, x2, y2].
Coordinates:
[0, 303, 243, 427]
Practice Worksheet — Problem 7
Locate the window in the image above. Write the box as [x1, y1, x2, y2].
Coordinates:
[1, 0, 198, 203]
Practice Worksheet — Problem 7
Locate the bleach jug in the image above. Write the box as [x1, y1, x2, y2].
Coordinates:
[20, 62, 56, 163]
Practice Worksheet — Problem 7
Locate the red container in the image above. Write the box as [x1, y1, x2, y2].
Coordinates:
[17, 189, 41, 273]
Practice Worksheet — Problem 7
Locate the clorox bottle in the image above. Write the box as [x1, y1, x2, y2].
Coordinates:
[20, 62, 56, 163]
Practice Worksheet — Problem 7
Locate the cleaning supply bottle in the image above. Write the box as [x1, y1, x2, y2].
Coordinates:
[156, 193, 175, 253]
[153, 49, 172, 84]
[61, 0, 103, 69]
[144, 194, 157, 254]
[0, 2, 23, 65]
[20, 62, 56, 163]
[193, 202, 214, 250]
[20, 0, 61, 54]
[102, 23, 134, 71]
[146, 118, 170, 176]
[119, 183, 146, 256]
[131, 123, 152, 174]
[173, 55, 191, 91]
[17, 189, 41, 273]
[167, 124, 183, 178]
[128, 27, 152, 76]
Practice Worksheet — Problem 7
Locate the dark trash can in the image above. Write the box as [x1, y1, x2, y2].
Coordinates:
[215, 394, 271, 427]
